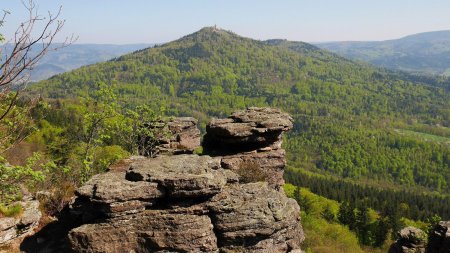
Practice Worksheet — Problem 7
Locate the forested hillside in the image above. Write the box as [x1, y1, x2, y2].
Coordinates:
[30, 27, 449, 212]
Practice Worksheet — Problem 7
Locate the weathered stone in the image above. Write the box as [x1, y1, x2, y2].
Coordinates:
[0, 200, 41, 245]
[389, 226, 427, 253]
[141, 117, 201, 156]
[77, 171, 164, 203]
[208, 182, 304, 252]
[205, 107, 293, 152]
[69, 210, 217, 253]
[126, 154, 231, 197]
[220, 149, 286, 189]
[165, 117, 201, 153]
[427, 221, 450, 253]
[0, 218, 17, 243]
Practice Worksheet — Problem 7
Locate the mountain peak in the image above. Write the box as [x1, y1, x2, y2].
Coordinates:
[173, 26, 245, 45]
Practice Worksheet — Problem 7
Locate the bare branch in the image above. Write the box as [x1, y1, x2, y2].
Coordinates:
[0, 0, 77, 122]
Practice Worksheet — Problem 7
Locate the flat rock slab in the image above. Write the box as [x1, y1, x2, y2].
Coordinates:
[77, 171, 164, 203]
[126, 154, 233, 197]
[205, 107, 293, 151]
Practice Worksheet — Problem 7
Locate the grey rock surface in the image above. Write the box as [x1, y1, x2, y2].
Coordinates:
[0, 200, 41, 245]
[205, 107, 293, 151]
[205, 107, 292, 190]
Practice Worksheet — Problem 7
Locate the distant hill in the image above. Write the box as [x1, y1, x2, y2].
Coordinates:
[2, 43, 152, 81]
[317, 30, 450, 76]
[33, 27, 449, 195]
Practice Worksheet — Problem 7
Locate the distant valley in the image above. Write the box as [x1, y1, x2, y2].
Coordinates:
[317, 30, 450, 76]
[15, 43, 152, 81]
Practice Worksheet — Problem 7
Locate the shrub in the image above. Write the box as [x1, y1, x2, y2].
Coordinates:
[0, 153, 45, 205]
[235, 160, 267, 183]
[0, 203, 23, 218]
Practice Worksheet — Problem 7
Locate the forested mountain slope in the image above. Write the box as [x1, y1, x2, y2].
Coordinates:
[317, 30, 450, 76]
[32, 27, 450, 198]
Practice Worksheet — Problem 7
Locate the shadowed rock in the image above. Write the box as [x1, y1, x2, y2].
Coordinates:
[427, 221, 450, 253]
[205, 107, 293, 152]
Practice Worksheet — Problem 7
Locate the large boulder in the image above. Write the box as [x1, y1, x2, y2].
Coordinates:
[21, 108, 303, 253]
[427, 221, 450, 253]
[389, 226, 427, 253]
[69, 210, 218, 253]
[208, 182, 304, 252]
[66, 154, 304, 253]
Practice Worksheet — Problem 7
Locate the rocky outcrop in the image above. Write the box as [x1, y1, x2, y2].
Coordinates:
[389, 227, 427, 253]
[17, 107, 303, 252]
[0, 199, 41, 245]
[205, 107, 293, 152]
[67, 154, 304, 253]
[64, 108, 303, 252]
[204, 107, 293, 190]
[427, 221, 450, 253]
[158, 117, 201, 154]
[140, 117, 201, 156]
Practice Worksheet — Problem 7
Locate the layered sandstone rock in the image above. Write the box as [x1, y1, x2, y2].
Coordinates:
[204, 107, 293, 190]
[68, 155, 304, 253]
[19, 108, 303, 253]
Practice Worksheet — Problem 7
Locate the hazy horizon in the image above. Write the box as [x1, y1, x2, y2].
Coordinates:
[2, 0, 450, 44]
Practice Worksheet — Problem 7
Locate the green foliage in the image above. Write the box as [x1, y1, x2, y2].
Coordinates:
[193, 146, 204, 155]
[92, 145, 129, 172]
[0, 94, 36, 151]
[0, 203, 22, 217]
[302, 214, 365, 253]
[0, 153, 46, 204]
[284, 184, 365, 252]
[285, 167, 450, 221]
[30, 28, 449, 196]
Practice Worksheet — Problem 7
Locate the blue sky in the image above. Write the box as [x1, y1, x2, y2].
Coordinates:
[2, 0, 450, 44]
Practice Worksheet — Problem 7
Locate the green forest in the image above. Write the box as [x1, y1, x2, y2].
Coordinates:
[1, 27, 449, 251]
[30, 27, 449, 191]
